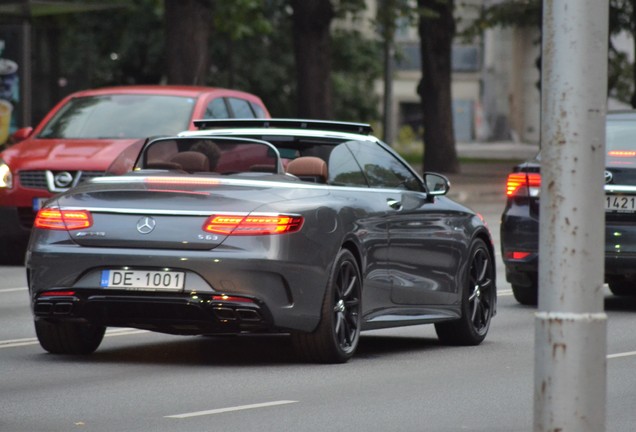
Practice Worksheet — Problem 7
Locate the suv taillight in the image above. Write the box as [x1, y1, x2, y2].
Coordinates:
[506, 172, 541, 197]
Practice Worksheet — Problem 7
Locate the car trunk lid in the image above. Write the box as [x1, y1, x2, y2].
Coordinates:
[50, 174, 317, 250]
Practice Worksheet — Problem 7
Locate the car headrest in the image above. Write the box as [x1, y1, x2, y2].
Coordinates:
[170, 151, 210, 173]
[286, 156, 328, 183]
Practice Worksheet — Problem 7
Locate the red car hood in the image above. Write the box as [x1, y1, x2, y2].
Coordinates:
[2, 138, 142, 171]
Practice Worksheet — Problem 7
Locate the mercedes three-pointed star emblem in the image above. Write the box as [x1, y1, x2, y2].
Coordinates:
[136, 216, 156, 234]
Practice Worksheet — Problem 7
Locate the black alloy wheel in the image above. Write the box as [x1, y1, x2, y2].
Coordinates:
[292, 248, 362, 363]
[436, 238, 495, 345]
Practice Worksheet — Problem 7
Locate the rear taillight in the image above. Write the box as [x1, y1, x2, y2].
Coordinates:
[203, 213, 303, 236]
[504, 251, 532, 260]
[608, 150, 636, 157]
[34, 209, 93, 230]
[40, 290, 76, 297]
[506, 172, 541, 197]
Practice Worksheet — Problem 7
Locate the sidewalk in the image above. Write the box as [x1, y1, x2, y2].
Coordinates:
[447, 141, 539, 204]
[456, 141, 539, 161]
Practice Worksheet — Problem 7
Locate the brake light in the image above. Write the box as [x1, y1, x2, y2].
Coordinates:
[203, 213, 303, 235]
[505, 251, 532, 260]
[40, 290, 76, 297]
[506, 172, 541, 197]
[144, 176, 220, 186]
[34, 209, 93, 230]
[608, 150, 636, 157]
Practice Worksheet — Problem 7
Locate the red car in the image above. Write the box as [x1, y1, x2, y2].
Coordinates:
[0, 85, 270, 263]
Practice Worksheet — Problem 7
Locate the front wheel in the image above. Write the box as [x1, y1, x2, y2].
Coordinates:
[435, 238, 495, 346]
[291, 249, 362, 363]
[35, 319, 105, 355]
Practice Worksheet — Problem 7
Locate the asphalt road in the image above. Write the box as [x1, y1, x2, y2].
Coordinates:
[1, 162, 635, 432]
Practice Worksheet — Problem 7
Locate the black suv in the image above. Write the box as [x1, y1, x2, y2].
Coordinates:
[501, 110, 636, 305]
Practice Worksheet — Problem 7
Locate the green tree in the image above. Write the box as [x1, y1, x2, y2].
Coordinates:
[290, 0, 335, 119]
[54, 0, 378, 122]
[54, 0, 164, 89]
[418, 0, 459, 174]
[164, 0, 213, 85]
[465, 0, 636, 107]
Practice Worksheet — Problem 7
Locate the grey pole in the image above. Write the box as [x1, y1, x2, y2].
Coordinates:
[535, 1, 608, 431]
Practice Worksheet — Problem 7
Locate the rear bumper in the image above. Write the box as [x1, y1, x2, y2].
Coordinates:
[33, 290, 274, 335]
[27, 246, 330, 334]
[502, 209, 636, 281]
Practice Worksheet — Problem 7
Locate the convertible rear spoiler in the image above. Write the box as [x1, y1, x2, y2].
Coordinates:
[193, 118, 373, 135]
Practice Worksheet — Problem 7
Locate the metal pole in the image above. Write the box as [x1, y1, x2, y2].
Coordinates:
[535, 0, 608, 431]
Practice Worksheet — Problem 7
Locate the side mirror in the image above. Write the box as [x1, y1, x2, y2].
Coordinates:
[10, 127, 33, 144]
[423, 172, 450, 196]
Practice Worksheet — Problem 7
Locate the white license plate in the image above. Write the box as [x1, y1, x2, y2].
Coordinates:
[100, 270, 185, 291]
[605, 195, 636, 212]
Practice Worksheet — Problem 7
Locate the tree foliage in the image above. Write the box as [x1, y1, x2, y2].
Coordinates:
[463, 0, 636, 106]
[49, 0, 379, 121]
[51, 0, 164, 90]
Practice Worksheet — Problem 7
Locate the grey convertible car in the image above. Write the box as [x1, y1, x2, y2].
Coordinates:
[26, 119, 496, 363]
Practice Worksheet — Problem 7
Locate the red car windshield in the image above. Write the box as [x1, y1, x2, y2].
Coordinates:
[37, 94, 196, 139]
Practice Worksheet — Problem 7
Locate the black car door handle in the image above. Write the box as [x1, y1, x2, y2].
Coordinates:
[387, 199, 402, 210]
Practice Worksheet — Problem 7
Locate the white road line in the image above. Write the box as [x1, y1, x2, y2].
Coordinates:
[166, 400, 298, 419]
[607, 350, 636, 360]
[498, 289, 512, 296]
[0, 287, 27, 293]
[0, 338, 39, 349]
[0, 328, 148, 349]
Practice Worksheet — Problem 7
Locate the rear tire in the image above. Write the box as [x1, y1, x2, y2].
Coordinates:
[35, 319, 105, 355]
[291, 249, 362, 363]
[608, 278, 635, 296]
[435, 238, 495, 346]
[511, 282, 538, 306]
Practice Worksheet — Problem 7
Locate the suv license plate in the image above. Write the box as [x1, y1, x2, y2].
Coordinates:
[605, 195, 636, 212]
[100, 270, 185, 291]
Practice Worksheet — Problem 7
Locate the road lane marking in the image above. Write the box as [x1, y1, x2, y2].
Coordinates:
[498, 289, 512, 296]
[608, 350, 636, 360]
[0, 287, 27, 293]
[0, 338, 39, 348]
[166, 400, 298, 419]
[0, 328, 148, 349]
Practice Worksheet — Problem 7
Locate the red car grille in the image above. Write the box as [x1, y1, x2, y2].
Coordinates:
[19, 171, 105, 190]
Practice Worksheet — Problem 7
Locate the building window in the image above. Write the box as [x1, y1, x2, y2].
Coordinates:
[395, 42, 481, 73]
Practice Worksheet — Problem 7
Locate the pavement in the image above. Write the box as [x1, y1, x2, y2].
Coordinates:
[442, 141, 539, 204]
[455, 141, 539, 161]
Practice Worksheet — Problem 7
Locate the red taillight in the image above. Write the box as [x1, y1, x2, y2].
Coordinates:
[505, 251, 532, 260]
[145, 176, 220, 186]
[40, 291, 76, 297]
[506, 172, 541, 197]
[608, 150, 636, 157]
[34, 209, 93, 230]
[203, 213, 303, 236]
